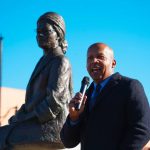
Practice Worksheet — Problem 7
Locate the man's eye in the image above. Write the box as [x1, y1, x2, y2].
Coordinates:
[98, 56, 105, 60]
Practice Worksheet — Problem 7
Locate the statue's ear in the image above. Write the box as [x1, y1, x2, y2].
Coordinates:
[61, 40, 68, 54]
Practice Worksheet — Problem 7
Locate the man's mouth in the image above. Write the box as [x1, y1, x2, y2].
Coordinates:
[91, 66, 102, 73]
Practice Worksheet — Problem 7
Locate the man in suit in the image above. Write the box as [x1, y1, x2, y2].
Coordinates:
[0, 12, 73, 150]
[60, 42, 150, 150]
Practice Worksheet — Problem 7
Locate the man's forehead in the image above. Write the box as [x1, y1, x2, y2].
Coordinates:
[88, 46, 110, 53]
[87, 46, 114, 59]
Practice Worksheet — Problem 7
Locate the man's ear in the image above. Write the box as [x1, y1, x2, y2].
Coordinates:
[112, 59, 116, 68]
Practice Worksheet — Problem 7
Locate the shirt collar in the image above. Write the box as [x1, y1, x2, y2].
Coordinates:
[93, 74, 113, 90]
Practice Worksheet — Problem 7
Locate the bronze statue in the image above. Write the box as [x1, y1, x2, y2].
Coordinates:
[0, 12, 73, 150]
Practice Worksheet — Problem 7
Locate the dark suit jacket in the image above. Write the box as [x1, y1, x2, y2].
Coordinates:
[0, 48, 73, 149]
[60, 72, 150, 150]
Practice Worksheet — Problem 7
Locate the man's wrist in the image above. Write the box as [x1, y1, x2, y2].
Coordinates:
[69, 116, 80, 126]
[69, 114, 79, 122]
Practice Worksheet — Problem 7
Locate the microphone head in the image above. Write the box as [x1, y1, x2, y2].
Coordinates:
[82, 76, 90, 86]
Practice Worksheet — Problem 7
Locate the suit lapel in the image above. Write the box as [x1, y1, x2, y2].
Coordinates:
[29, 53, 53, 81]
[93, 72, 122, 108]
[29, 48, 64, 82]
[26, 48, 64, 90]
[26, 56, 44, 91]
[28, 56, 44, 82]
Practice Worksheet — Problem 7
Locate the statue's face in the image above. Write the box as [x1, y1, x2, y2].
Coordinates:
[36, 20, 59, 50]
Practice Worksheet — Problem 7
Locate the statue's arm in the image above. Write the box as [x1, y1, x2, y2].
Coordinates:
[34, 56, 72, 123]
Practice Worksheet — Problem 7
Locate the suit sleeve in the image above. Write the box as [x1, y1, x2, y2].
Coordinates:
[60, 116, 81, 148]
[34, 56, 72, 123]
[120, 79, 150, 150]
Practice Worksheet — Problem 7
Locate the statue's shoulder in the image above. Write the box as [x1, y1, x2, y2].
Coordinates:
[53, 54, 70, 66]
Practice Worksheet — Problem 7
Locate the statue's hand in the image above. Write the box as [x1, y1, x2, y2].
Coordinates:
[8, 111, 36, 124]
[8, 103, 36, 124]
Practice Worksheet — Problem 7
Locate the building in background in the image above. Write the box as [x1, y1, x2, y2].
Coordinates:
[0, 87, 25, 125]
[0, 36, 25, 126]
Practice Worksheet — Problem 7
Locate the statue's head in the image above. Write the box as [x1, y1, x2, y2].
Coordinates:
[36, 12, 68, 54]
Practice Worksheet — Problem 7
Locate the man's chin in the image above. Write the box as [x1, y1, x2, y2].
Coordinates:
[91, 72, 102, 77]
[91, 75, 103, 82]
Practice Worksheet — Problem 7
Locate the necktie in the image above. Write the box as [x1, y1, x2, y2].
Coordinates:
[89, 84, 101, 110]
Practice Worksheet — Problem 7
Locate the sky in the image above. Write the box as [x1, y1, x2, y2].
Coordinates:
[0, 0, 150, 102]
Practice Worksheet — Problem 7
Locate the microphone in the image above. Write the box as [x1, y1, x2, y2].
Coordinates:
[75, 76, 90, 110]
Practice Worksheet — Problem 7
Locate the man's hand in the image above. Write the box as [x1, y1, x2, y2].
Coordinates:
[69, 92, 87, 121]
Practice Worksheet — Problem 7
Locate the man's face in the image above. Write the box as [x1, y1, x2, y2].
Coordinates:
[36, 20, 59, 49]
[86, 44, 116, 83]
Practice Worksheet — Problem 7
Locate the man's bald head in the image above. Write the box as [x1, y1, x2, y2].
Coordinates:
[87, 42, 114, 59]
[87, 42, 116, 83]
